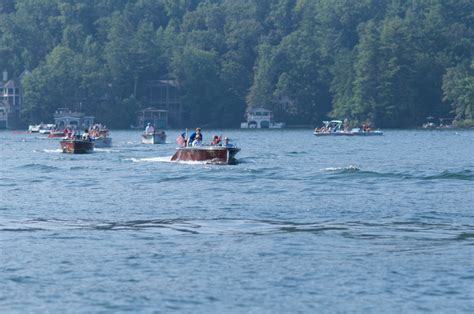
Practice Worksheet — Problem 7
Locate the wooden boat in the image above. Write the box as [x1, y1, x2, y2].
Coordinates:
[142, 132, 166, 144]
[171, 146, 240, 164]
[48, 130, 66, 138]
[60, 139, 94, 154]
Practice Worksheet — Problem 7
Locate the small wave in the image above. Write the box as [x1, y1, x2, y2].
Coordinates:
[2, 218, 472, 241]
[321, 167, 474, 181]
[423, 170, 474, 181]
[455, 232, 474, 241]
[16, 163, 59, 171]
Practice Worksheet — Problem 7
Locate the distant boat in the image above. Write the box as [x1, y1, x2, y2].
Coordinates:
[92, 128, 112, 148]
[93, 136, 112, 148]
[48, 130, 66, 138]
[142, 131, 166, 144]
[171, 146, 240, 164]
[314, 120, 383, 136]
[60, 139, 94, 154]
[28, 123, 55, 133]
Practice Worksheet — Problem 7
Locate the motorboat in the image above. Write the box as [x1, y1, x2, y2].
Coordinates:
[91, 129, 112, 147]
[93, 136, 112, 147]
[314, 120, 352, 136]
[314, 120, 383, 136]
[142, 131, 166, 144]
[60, 139, 94, 154]
[348, 128, 383, 136]
[171, 145, 240, 164]
[29, 123, 55, 133]
[48, 130, 66, 138]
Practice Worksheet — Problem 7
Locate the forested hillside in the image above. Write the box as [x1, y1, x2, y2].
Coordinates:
[0, 0, 472, 128]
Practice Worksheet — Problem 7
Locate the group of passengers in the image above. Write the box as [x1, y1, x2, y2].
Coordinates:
[176, 127, 233, 147]
[64, 124, 107, 141]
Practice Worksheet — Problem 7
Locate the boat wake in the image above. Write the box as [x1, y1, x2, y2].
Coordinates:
[125, 156, 212, 165]
[94, 148, 119, 153]
[43, 148, 62, 153]
[321, 165, 360, 172]
[126, 156, 173, 163]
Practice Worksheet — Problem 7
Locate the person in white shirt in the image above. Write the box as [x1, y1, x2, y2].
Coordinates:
[192, 134, 202, 146]
[145, 123, 155, 134]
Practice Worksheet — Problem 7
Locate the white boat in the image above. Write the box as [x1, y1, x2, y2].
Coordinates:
[93, 136, 112, 147]
[314, 120, 383, 136]
[91, 128, 112, 147]
[142, 131, 167, 144]
[29, 123, 55, 133]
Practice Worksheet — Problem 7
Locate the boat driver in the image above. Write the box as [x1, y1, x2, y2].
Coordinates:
[145, 123, 155, 134]
[222, 137, 233, 147]
[188, 128, 202, 146]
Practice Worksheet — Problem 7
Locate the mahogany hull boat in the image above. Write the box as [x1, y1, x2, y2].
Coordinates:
[171, 146, 240, 164]
[142, 132, 166, 144]
[48, 131, 65, 138]
[60, 139, 94, 154]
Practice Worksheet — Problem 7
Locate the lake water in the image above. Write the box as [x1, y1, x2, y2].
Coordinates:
[0, 129, 473, 313]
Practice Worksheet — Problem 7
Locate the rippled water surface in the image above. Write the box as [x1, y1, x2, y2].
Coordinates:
[1, 129, 473, 313]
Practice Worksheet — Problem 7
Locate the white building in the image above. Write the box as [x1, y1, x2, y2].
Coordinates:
[240, 107, 285, 129]
[53, 108, 94, 129]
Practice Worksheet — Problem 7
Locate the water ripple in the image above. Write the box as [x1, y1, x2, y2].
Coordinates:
[1, 218, 472, 243]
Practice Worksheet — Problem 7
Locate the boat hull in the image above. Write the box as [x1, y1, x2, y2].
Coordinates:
[48, 131, 65, 138]
[60, 140, 94, 154]
[314, 132, 354, 136]
[142, 133, 166, 144]
[171, 146, 240, 164]
[314, 131, 383, 136]
[94, 137, 112, 147]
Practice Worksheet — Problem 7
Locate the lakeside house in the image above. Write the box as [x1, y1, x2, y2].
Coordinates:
[241, 107, 285, 129]
[0, 70, 31, 129]
[53, 107, 94, 129]
[136, 107, 168, 129]
[140, 80, 182, 127]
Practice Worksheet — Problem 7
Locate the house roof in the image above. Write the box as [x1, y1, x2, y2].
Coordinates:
[139, 107, 168, 113]
[3, 80, 17, 88]
[248, 107, 272, 112]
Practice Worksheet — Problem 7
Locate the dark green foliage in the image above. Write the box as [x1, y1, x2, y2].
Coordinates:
[0, 0, 472, 127]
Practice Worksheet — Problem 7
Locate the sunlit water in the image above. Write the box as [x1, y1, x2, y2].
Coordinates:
[1, 129, 473, 313]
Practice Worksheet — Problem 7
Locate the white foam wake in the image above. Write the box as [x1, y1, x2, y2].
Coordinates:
[321, 165, 360, 172]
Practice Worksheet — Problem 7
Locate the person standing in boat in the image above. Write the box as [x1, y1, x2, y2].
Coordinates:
[145, 123, 155, 134]
[188, 128, 202, 146]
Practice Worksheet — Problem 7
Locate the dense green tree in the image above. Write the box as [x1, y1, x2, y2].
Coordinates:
[443, 61, 474, 125]
[0, 0, 470, 128]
